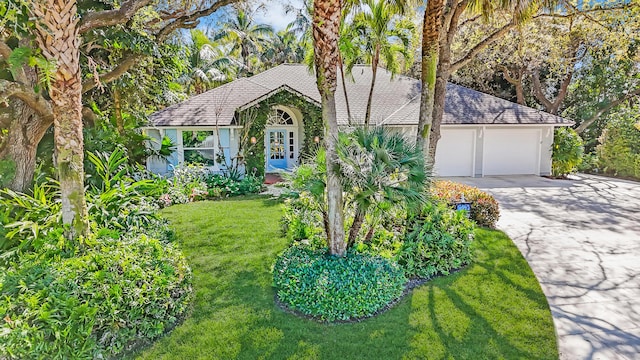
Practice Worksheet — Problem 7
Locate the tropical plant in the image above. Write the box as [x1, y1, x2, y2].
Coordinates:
[552, 127, 584, 177]
[337, 127, 428, 246]
[261, 29, 306, 68]
[180, 29, 234, 94]
[216, 7, 274, 76]
[398, 200, 475, 278]
[351, 0, 416, 125]
[0, 233, 192, 359]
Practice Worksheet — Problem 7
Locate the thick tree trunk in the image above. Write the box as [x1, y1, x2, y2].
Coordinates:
[0, 101, 51, 192]
[313, 0, 346, 256]
[32, 0, 89, 238]
[416, 0, 444, 159]
[322, 91, 346, 256]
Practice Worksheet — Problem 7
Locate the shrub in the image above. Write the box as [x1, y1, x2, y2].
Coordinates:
[431, 180, 500, 228]
[552, 128, 584, 177]
[397, 201, 475, 279]
[597, 111, 640, 179]
[206, 173, 264, 197]
[273, 246, 407, 321]
[0, 234, 192, 359]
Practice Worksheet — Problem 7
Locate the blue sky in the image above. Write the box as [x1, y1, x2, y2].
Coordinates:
[197, 0, 304, 32]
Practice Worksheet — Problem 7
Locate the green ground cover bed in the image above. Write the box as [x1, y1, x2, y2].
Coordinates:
[133, 197, 558, 360]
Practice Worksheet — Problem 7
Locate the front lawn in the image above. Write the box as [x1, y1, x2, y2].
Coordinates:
[133, 197, 557, 359]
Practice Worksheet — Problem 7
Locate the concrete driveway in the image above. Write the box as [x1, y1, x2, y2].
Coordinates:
[452, 174, 640, 360]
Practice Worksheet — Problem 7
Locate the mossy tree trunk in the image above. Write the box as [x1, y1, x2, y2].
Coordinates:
[32, 0, 89, 238]
[416, 0, 444, 160]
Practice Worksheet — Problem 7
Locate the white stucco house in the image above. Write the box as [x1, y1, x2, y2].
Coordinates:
[145, 64, 573, 177]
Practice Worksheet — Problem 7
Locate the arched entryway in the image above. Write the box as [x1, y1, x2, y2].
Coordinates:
[265, 107, 300, 172]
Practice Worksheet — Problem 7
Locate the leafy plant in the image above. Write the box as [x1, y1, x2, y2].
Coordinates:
[597, 109, 640, 179]
[431, 180, 500, 228]
[552, 128, 584, 177]
[0, 233, 192, 359]
[398, 201, 475, 278]
[0, 181, 63, 257]
[273, 245, 406, 321]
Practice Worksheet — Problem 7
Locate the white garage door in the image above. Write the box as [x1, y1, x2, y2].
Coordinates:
[483, 129, 540, 175]
[434, 129, 476, 177]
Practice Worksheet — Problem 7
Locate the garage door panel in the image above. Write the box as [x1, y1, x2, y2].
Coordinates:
[434, 129, 475, 177]
[484, 129, 540, 175]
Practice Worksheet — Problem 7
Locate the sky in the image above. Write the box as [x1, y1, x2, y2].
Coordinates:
[197, 0, 304, 33]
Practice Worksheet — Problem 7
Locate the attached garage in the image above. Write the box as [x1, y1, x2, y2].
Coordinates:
[483, 128, 542, 176]
[433, 128, 476, 177]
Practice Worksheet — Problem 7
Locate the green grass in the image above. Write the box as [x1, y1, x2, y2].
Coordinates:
[133, 197, 557, 360]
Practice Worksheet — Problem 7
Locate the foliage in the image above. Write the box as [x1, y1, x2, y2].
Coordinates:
[0, 233, 192, 359]
[0, 181, 63, 257]
[272, 245, 406, 321]
[85, 148, 161, 231]
[137, 199, 558, 359]
[431, 180, 500, 228]
[239, 90, 323, 176]
[596, 107, 640, 179]
[206, 173, 263, 197]
[552, 127, 584, 177]
[336, 127, 428, 244]
[398, 201, 475, 278]
[0, 159, 16, 188]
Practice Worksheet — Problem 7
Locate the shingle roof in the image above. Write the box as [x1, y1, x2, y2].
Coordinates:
[150, 64, 573, 127]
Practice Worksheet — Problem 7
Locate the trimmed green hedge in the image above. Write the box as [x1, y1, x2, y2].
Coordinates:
[0, 234, 192, 359]
[273, 246, 407, 321]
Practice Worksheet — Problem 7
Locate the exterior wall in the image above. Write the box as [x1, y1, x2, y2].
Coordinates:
[387, 124, 558, 177]
[145, 127, 241, 175]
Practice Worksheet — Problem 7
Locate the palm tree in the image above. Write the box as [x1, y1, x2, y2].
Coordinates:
[337, 127, 428, 246]
[261, 29, 305, 68]
[312, 0, 346, 256]
[216, 8, 274, 76]
[31, 0, 89, 238]
[351, 0, 415, 125]
[181, 30, 234, 94]
[416, 0, 444, 157]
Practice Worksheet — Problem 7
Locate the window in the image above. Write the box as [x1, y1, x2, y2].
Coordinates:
[182, 130, 216, 166]
[289, 131, 294, 159]
[267, 109, 294, 126]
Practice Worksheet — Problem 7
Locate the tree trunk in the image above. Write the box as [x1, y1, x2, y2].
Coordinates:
[32, 0, 89, 238]
[113, 86, 124, 134]
[347, 207, 365, 247]
[338, 54, 353, 125]
[364, 47, 379, 126]
[416, 0, 444, 159]
[322, 91, 346, 256]
[428, 36, 452, 160]
[313, 0, 346, 257]
[0, 100, 51, 192]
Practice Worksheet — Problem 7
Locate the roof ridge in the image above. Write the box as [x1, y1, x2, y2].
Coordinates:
[377, 93, 420, 127]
